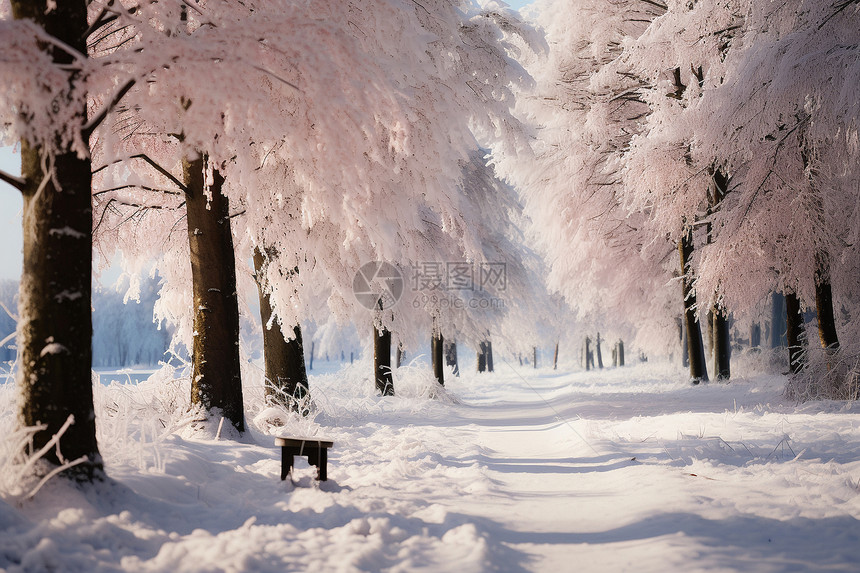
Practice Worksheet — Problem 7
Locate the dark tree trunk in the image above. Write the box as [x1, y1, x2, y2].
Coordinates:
[706, 309, 715, 362]
[12, 0, 101, 478]
[17, 142, 100, 476]
[713, 308, 731, 380]
[553, 341, 559, 370]
[679, 316, 689, 367]
[444, 340, 459, 376]
[618, 340, 625, 367]
[432, 331, 444, 386]
[477, 340, 494, 373]
[771, 292, 787, 348]
[706, 170, 731, 380]
[584, 336, 592, 371]
[814, 273, 840, 352]
[705, 168, 728, 364]
[374, 323, 393, 395]
[309, 341, 314, 371]
[786, 292, 805, 374]
[680, 231, 708, 383]
[252, 248, 309, 411]
[750, 323, 761, 348]
[596, 333, 604, 369]
[185, 156, 244, 432]
[533, 346, 538, 369]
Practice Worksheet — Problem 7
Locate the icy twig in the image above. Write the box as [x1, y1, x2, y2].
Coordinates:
[26, 455, 88, 499]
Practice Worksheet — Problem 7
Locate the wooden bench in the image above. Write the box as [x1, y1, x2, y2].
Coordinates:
[275, 437, 333, 481]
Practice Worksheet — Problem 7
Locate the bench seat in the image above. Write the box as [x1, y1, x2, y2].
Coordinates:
[275, 437, 333, 481]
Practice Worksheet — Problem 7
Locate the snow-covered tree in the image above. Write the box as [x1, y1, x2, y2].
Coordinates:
[0, 0, 118, 478]
[89, 0, 541, 404]
[617, 0, 749, 381]
[693, 0, 860, 394]
[494, 0, 679, 361]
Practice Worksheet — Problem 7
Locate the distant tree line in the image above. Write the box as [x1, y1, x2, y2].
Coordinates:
[0, 277, 171, 370]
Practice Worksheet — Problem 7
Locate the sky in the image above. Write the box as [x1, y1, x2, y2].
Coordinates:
[0, 0, 535, 283]
[0, 147, 22, 281]
[505, 0, 534, 9]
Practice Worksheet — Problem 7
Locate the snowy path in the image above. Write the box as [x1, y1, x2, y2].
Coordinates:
[441, 363, 860, 572]
[3, 361, 860, 571]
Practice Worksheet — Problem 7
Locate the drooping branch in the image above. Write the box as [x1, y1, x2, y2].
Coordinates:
[82, 78, 136, 140]
[93, 184, 182, 197]
[127, 153, 188, 192]
[0, 299, 18, 322]
[82, 0, 139, 41]
[93, 153, 188, 194]
[247, 64, 300, 92]
[88, 23, 133, 49]
[0, 169, 26, 192]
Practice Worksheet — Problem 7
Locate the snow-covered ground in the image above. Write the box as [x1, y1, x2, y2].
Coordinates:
[2, 357, 860, 572]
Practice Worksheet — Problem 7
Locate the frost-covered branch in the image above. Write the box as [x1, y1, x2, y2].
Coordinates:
[0, 169, 26, 192]
[82, 78, 136, 140]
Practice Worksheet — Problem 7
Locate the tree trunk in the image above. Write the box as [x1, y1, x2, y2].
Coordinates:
[309, 340, 314, 371]
[713, 308, 731, 380]
[553, 341, 559, 370]
[706, 169, 731, 379]
[444, 340, 459, 376]
[618, 340, 625, 367]
[533, 346, 538, 369]
[679, 316, 689, 367]
[786, 292, 805, 374]
[584, 336, 592, 371]
[16, 141, 101, 476]
[252, 248, 309, 411]
[185, 156, 244, 432]
[814, 273, 840, 352]
[750, 323, 761, 348]
[477, 340, 494, 373]
[374, 324, 393, 395]
[706, 309, 715, 363]
[680, 231, 708, 383]
[771, 292, 787, 348]
[596, 333, 604, 369]
[12, 0, 101, 478]
[432, 331, 444, 386]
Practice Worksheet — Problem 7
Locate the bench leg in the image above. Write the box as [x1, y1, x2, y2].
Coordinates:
[305, 447, 328, 481]
[282, 445, 329, 482]
[280, 447, 295, 481]
[319, 447, 328, 481]
[306, 447, 319, 478]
